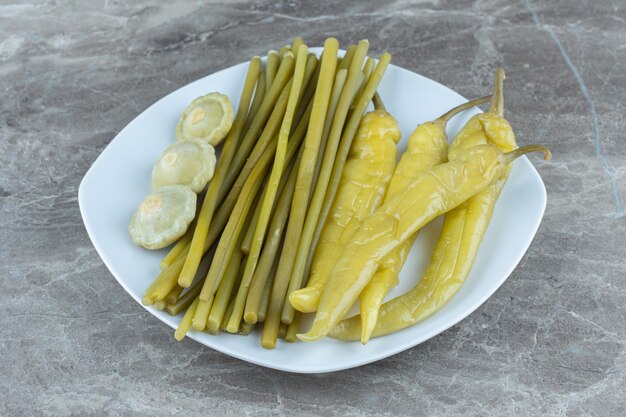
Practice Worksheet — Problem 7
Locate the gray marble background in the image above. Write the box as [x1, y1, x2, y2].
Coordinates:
[2, 0, 625, 416]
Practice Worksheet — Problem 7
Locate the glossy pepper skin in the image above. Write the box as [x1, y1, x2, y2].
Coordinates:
[358, 121, 448, 343]
[288, 109, 401, 313]
[299, 143, 517, 342]
[331, 69, 519, 341]
[356, 96, 491, 343]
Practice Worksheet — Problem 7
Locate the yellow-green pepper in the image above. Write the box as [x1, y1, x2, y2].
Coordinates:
[299, 140, 550, 342]
[331, 69, 525, 341]
[358, 96, 490, 344]
[289, 108, 401, 313]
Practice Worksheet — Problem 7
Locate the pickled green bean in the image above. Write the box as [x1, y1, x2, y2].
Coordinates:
[284, 313, 300, 343]
[221, 76, 292, 208]
[279, 67, 365, 323]
[256, 252, 278, 323]
[143, 255, 185, 305]
[279, 45, 291, 57]
[243, 149, 300, 324]
[243, 71, 266, 134]
[291, 37, 304, 54]
[164, 278, 203, 316]
[193, 94, 313, 289]
[192, 188, 257, 329]
[178, 57, 261, 288]
[226, 45, 309, 334]
[265, 50, 279, 91]
[198, 160, 269, 302]
[283, 68, 360, 288]
[293, 54, 321, 128]
[363, 57, 375, 80]
[338, 44, 356, 70]
[164, 246, 215, 336]
[218, 53, 295, 203]
[207, 254, 245, 333]
[237, 96, 313, 323]
[239, 63, 316, 256]
[283, 51, 391, 324]
[261, 40, 368, 346]
[240, 186, 267, 255]
[278, 323, 287, 339]
[191, 297, 213, 331]
[353, 56, 375, 105]
[174, 298, 199, 341]
[199, 91, 314, 304]
[352, 72, 365, 105]
[165, 285, 184, 305]
[220, 295, 237, 332]
[262, 38, 338, 327]
[205, 326, 219, 336]
[302, 69, 349, 275]
[146, 233, 214, 306]
[239, 321, 256, 336]
[220, 55, 317, 221]
[241, 136, 296, 255]
[282, 38, 338, 269]
[222, 297, 239, 334]
[308, 68, 348, 201]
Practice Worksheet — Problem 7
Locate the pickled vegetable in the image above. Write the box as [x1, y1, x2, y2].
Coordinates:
[176, 92, 234, 145]
[128, 185, 196, 250]
[151, 141, 216, 193]
[299, 144, 551, 341]
[133, 38, 549, 352]
[262, 41, 370, 348]
[288, 106, 401, 315]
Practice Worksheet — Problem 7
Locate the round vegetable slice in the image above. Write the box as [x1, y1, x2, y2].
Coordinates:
[128, 185, 197, 250]
[151, 140, 216, 193]
[175, 93, 234, 145]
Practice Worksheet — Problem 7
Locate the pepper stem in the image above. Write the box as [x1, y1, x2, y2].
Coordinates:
[489, 68, 505, 116]
[505, 145, 551, 163]
[435, 95, 491, 126]
[373, 92, 386, 111]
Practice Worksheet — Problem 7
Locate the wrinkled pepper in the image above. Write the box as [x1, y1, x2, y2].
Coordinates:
[358, 95, 491, 344]
[331, 69, 526, 341]
[299, 139, 550, 342]
[289, 108, 401, 313]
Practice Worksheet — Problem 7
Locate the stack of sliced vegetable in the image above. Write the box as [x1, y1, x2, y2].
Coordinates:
[130, 37, 550, 348]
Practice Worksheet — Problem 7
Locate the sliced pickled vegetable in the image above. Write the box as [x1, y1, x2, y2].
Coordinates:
[128, 185, 196, 250]
[151, 141, 216, 193]
[176, 92, 234, 145]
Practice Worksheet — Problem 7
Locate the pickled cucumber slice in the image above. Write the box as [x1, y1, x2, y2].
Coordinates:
[176, 93, 234, 145]
[152, 141, 216, 193]
[129, 185, 197, 250]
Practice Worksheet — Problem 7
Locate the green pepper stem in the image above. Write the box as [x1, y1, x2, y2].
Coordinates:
[373, 92, 386, 111]
[435, 95, 491, 126]
[505, 145, 551, 163]
[489, 68, 505, 116]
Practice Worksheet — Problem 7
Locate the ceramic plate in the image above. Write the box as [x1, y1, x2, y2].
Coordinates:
[79, 47, 546, 373]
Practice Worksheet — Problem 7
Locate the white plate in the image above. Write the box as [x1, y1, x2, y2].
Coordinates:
[78, 47, 546, 373]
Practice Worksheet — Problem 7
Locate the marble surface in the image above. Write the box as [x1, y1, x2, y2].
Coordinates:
[2, 0, 625, 415]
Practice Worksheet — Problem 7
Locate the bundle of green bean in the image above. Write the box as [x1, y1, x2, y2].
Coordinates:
[141, 37, 392, 348]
